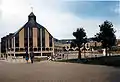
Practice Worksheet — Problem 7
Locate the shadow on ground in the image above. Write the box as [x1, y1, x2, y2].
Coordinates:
[56, 55, 120, 67]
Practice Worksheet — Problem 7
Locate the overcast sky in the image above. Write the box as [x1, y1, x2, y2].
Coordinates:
[0, 0, 120, 40]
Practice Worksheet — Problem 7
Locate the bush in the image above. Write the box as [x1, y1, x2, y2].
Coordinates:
[34, 57, 48, 62]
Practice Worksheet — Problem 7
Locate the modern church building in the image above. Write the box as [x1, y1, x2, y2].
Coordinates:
[0, 12, 105, 60]
[1, 12, 54, 58]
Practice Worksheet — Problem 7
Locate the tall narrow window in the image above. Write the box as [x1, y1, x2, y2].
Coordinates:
[42, 28, 45, 47]
[9, 38, 12, 48]
[49, 35, 52, 47]
[15, 33, 19, 47]
[24, 27, 28, 48]
[37, 28, 40, 47]
[29, 27, 33, 48]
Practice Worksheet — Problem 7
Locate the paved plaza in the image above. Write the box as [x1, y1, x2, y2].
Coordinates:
[0, 60, 120, 82]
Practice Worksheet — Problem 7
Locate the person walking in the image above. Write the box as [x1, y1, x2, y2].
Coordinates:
[30, 51, 34, 63]
[25, 50, 29, 63]
[62, 54, 64, 59]
[26, 56, 29, 63]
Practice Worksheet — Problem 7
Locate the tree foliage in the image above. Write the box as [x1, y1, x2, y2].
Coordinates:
[73, 28, 87, 59]
[70, 40, 76, 48]
[95, 20, 116, 56]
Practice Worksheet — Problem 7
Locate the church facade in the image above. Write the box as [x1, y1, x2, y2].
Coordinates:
[1, 12, 54, 57]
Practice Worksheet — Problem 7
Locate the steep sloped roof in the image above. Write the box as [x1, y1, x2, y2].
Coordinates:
[28, 12, 35, 17]
[13, 12, 53, 38]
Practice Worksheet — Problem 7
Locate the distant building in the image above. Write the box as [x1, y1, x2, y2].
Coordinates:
[56, 39, 102, 51]
[85, 41, 102, 49]
[54, 39, 72, 52]
[1, 12, 54, 57]
[117, 39, 120, 47]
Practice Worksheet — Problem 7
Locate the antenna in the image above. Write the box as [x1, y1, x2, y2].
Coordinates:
[31, 7, 33, 12]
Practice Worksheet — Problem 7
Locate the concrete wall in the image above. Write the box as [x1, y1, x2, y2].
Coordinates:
[19, 28, 24, 48]
[33, 28, 38, 48]
[45, 29, 49, 48]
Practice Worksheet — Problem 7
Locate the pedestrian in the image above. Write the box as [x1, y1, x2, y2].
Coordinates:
[25, 49, 29, 63]
[30, 51, 34, 63]
[6, 54, 8, 60]
[26, 56, 29, 63]
[62, 54, 64, 59]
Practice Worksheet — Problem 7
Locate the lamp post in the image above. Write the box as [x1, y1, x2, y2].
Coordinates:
[14, 36, 15, 57]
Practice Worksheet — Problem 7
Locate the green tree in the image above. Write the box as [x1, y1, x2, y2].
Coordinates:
[73, 28, 87, 59]
[95, 20, 116, 56]
[70, 39, 76, 48]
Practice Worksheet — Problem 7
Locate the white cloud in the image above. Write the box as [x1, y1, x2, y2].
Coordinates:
[114, 24, 120, 39]
[0, 0, 119, 40]
[114, 2, 120, 15]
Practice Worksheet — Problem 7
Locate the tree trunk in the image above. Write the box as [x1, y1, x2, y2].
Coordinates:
[78, 47, 81, 59]
[83, 43, 85, 58]
[105, 47, 107, 56]
[109, 47, 111, 56]
[84, 49, 85, 58]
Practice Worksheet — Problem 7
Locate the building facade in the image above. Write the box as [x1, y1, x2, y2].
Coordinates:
[1, 12, 54, 58]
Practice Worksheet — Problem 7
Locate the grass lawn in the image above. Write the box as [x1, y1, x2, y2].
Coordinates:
[56, 55, 120, 67]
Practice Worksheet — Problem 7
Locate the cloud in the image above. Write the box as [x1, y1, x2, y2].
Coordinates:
[0, 0, 2, 18]
[35, 10, 106, 39]
[0, 0, 119, 40]
[114, 24, 120, 38]
[114, 2, 120, 15]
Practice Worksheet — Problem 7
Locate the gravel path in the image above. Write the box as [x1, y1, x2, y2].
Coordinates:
[0, 60, 120, 82]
